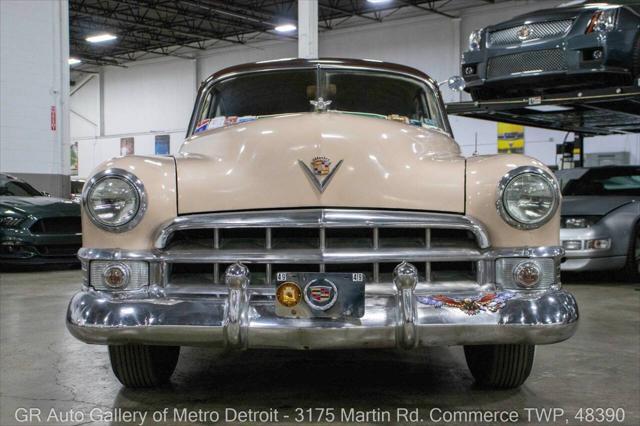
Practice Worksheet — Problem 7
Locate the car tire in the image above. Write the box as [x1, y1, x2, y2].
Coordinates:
[621, 224, 640, 282]
[108, 344, 180, 388]
[464, 344, 535, 389]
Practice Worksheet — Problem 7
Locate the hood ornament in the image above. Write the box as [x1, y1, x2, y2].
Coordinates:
[310, 97, 332, 112]
[298, 156, 343, 193]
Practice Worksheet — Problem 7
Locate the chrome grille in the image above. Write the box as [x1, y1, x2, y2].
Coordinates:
[487, 49, 567, 79]
[155, 209, 490, 287]
[488, 20, 573, 48]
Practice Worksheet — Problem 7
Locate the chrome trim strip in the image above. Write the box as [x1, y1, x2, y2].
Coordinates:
[496, 166, 560, 230]
[154, 209, 490, 249]
[82, 168, 147, 233]
[77, 245, 564, 263]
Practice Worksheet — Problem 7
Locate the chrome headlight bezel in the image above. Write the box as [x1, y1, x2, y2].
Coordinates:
[82, 168, 147, 232]
[496, 166, 560, 230]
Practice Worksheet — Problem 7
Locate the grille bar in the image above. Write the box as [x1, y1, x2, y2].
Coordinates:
[157, 209, 489, 286]
[487, 49, 567, 79]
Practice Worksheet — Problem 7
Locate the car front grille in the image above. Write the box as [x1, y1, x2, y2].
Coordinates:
[488, 20, 573, 48]
[30, 217, 81, 235]
[487, 49, 567, 79]
[155, 209, 490, 288]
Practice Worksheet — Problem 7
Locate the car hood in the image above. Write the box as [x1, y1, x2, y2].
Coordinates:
[175, 112, 466, 214]
[561, 195, 637, 216]
[0, 196, 80, 218]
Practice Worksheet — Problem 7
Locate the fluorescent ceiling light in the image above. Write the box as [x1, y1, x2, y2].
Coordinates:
[68, 58, 82, 65]
[367, 0, 392, 4]
[86, 33, 117, 43]
[525, 105, 574, 112]
[274, 24, 296, 33]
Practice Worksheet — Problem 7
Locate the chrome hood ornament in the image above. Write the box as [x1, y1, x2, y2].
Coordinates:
[298, 156, 343, 193]
[310, 97, 332, 112]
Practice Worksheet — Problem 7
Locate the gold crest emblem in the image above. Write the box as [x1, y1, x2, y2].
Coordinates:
[311, 156, 331, 175]
[298, 156, 343, 193]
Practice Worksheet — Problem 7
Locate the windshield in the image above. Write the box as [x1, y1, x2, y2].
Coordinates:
[562, 167, 640, 196]
[191, 68, 446, 135]
[0, 176, 43, 197]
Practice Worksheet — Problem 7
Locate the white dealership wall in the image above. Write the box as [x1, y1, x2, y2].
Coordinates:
[72, 0, 639, 177]
[1, 0, 70, 196]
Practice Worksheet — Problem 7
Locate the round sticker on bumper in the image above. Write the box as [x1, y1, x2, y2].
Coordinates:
[304, 278, 338, 311]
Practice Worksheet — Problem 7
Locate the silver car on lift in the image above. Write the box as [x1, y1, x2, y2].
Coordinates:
[559, 166, 640, 279]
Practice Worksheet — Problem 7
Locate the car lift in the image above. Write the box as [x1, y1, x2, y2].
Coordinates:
[446, 82, 640, 167]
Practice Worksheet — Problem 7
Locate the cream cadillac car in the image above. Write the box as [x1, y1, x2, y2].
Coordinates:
[67, 58, 578, 389]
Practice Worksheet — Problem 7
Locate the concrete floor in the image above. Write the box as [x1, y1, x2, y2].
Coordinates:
[0, 269, 638, 426]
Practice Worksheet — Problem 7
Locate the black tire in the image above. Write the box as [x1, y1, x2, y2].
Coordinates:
[108, 344, 180, 388]
[464, 344, 535, 389]
[621, 224, 640, 282]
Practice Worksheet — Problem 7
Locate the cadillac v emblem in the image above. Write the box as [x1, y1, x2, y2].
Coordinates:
[304, 279, 338, 310]
[298, 156, 343, 193]
[517, 25, 532, 40]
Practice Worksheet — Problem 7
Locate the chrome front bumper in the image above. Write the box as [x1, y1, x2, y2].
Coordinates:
[67, 210, 578, 349]
[67, 264, 579, 349]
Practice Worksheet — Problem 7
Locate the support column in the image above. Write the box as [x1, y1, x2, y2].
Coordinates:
[298, 0, 318, 59]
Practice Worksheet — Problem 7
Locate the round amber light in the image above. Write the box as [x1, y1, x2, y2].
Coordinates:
[103, 263, 130, 289]
[276, 282, 302, 307]
[513, 261, 541, 288]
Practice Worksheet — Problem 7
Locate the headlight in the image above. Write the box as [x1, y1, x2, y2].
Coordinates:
[561, 215, 602, 229]
[468, 29, 483, 51]
[497, 166, 559, 229]
[0, 216, 24, 228]
[83, 169, 146, 232]
[586, 9, 619, 33]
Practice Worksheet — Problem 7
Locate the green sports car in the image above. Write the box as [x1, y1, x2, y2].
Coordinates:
[0, 174, 81, 266]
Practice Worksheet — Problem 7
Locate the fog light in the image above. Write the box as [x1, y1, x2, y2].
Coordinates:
[513, 261, 541, 289]
[592, 49, 603, 60]
[464, 66, 475, 75]
[276, 282, 302, 307]
[102, 263, 131, 289]
[585, 238, 611, 250]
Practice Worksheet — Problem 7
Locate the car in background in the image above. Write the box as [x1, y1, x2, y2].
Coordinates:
[559, 166, 639, 278]
[70, 176, 85, 204]
[0, 174, 81, 266]
[461, 0, 640, 100]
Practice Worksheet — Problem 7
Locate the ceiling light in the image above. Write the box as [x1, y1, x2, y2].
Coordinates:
[274, 24, 296, 33]
[68, 58, 82, 65]
[367, 0, 392, 4]
[86, 33, 117, 43]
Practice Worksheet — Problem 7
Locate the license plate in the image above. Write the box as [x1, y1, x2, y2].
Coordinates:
[275, 272, 365, 319]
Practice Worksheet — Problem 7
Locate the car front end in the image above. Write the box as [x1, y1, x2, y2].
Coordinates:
[65, 59, 578, 388]
[462, 2, 640, 99]
[0, 177, 82, 266]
